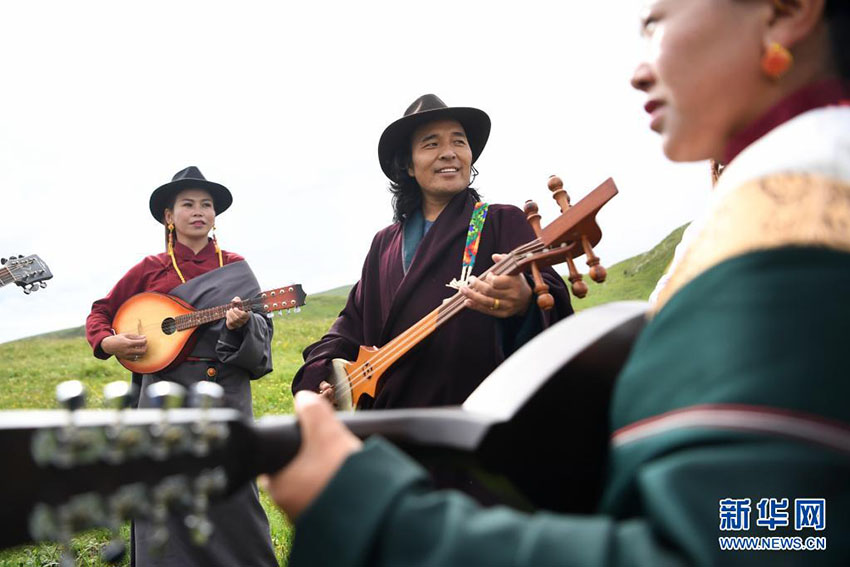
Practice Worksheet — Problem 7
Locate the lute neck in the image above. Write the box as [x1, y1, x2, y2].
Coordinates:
[370, 238, 542, 368]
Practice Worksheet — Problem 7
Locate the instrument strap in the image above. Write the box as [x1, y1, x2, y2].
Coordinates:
[447, 202, 489, 289]
[167, 242, 224, 284]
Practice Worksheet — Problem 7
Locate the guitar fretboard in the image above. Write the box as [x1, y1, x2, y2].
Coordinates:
[173, 298, 262, 331]
[0, 267, 13, 287]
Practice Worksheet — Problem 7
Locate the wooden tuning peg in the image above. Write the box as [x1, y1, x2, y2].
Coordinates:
[523, 200, 555, 310]
[548, 175, 571, 213]
[564, 255, 588, 298]
[582, 234, 607, 283]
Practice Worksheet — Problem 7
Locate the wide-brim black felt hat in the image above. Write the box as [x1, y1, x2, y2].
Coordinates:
[149, 166, 233, 223]
[378, 94, 491, 180]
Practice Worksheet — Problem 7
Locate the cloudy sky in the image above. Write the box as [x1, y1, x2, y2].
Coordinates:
[0, 1, 711, 344]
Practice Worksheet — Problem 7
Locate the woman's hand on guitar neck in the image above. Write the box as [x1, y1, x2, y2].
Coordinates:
[101, 333, 147, 360]
[226, 296, 251, 330]
[262, 391, 362, 521]
[460, 254, 533, 318]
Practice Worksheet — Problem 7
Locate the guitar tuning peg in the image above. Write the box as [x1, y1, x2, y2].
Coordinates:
[23, 287, 31, 295]
[56, 380, 86, 412]
[104, 381, 137, 410]
[146, 381, 186, 410]
[189, 381, 224, 410]
[100, 539, 127, 565]
[1, 258, 6, 265]
[40, 281, 47, 289]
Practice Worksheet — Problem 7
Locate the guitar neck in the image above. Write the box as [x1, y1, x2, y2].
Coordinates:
[370, 240, 542, 370]
[236, 407, 494, 486]
[0, 267, 13, 288]
[173, 298, 261, 331]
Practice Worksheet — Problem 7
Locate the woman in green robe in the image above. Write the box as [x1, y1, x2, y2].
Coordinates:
[266, 1, 850, 565]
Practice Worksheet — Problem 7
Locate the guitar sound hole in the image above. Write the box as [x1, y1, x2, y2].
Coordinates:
[162, 318, 177, 335]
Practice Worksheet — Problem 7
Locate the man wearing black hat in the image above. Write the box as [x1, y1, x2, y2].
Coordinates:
[292, 95, 572, 409]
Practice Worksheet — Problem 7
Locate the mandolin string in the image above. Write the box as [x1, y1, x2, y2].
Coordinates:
[337, 240, 542, 403]
[127, 295, 286, 334]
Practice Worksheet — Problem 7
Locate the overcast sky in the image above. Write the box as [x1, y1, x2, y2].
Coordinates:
[0, 1, 711, 344]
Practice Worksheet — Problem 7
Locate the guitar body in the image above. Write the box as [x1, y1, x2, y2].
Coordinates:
[112, 292, 197, 374]
[331, 345, 382, 411]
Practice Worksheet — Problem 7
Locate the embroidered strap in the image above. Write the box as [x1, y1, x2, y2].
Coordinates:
[447, 202, 489, 289]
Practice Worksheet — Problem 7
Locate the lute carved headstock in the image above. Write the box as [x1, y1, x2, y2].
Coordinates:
[516, 176, 617, 304]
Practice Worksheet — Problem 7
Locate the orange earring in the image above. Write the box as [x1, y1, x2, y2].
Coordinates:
[761, 42, 793, 80]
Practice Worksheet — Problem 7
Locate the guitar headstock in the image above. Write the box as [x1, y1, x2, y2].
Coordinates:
[512, 177, 618, 300]
[254, 284, 307, 317]
[1, 254, 53, 294]
[2, 380, 279, 564]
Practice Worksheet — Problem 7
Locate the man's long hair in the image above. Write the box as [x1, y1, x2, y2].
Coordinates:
[387, 149, 481, 222]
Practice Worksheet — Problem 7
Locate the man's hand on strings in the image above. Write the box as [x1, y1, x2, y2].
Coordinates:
[460, 254, 533, 318]
[101, 333, 147, 361]
[226, 296, 251, 330]
[261, 391, 362, 521]
[318, 381, 338, 407]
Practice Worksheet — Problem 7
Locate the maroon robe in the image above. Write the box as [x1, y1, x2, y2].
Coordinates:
[85, 239, 277, 567]
[86, 239, 244, 357]
[292, 189, 573, 408]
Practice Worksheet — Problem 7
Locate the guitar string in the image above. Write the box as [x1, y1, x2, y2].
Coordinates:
[336, 239, 545, 404]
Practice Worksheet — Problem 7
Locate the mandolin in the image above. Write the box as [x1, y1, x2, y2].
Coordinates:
[330, 176, 618, 409]
[0, 301, 646, 562]
[112, 285, 306, 374]
[0, 254, 52, 294]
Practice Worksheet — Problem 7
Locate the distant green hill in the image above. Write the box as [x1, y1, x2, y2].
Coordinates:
[0, 224, 685, 566]
[572, 224, 686, 311]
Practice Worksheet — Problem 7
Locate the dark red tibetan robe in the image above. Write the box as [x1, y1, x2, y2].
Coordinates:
[292, 189, 573, 409]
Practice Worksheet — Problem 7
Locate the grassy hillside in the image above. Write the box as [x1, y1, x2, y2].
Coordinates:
[0, 225, 684, 566]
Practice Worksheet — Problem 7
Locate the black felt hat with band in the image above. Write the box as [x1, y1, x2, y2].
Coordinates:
[378, 94, 491, 180]
[149, 166, 233, 223]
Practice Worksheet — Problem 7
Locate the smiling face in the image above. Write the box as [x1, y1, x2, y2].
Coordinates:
[407, 119, 473, 200]
[631, 0, 774, 162]
[164, 188, 216, 242]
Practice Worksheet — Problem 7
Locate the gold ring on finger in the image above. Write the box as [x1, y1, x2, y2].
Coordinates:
[489, 298, 500, 311]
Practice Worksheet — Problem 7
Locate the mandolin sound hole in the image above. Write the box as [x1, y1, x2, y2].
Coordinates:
[161, 318, 177, 335]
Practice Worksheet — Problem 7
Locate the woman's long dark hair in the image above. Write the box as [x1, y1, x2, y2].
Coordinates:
[387, 149, 481, 222]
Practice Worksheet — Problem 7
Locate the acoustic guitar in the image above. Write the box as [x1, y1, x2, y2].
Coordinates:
[330, 176, 619, 409]
[0, 301, 646, 563]
[0, 254, 52, 294]
[112, 285, 306, 374]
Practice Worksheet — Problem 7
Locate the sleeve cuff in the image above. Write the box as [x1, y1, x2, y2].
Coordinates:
[91, 330, 115, 360]
[290, 437, 429, 566]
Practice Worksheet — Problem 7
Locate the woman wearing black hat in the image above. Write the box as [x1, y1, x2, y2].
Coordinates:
[292, 95, 572, 410]
[86, 167, 277, 567]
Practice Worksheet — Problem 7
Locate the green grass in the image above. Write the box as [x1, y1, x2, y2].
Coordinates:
[0, 225, 684, 566]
